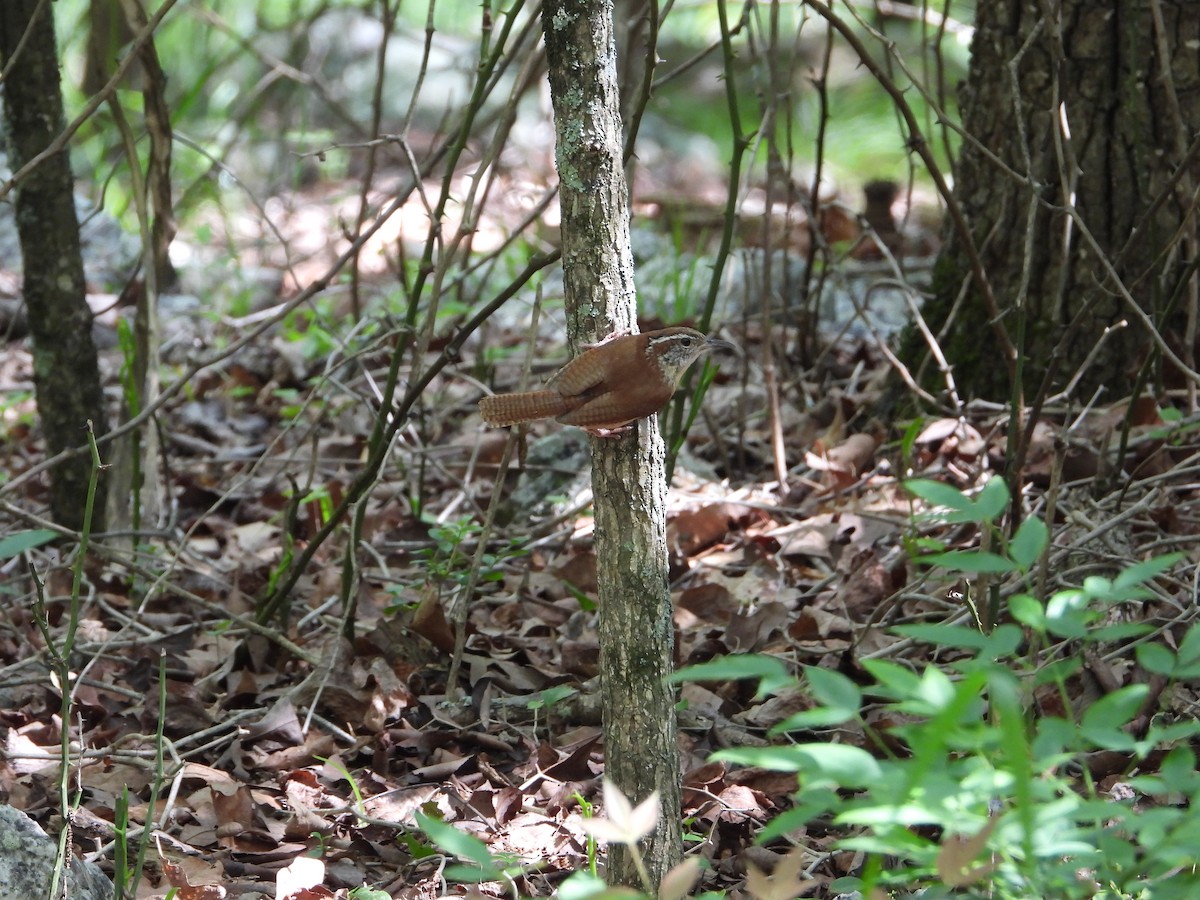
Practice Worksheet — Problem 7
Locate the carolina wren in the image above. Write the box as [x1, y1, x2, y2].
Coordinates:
[479, 327, 734, 435]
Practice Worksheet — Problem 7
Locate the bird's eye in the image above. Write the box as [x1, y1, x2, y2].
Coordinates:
[681, 338, 693, 347]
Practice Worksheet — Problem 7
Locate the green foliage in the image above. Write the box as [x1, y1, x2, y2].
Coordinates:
[411, 515, 526, 598]
[675, 482, 1195, 898]
[572, 788, 600, 877]
[415, 809, 528, 885]
[906, 474, 1055, 629]
[670, 653, 793, 699]
[0, 528, 59, 559]
[635, 235, 707, 325]
[647, 2, 969, 183]
[348, 886, 392, 900]
[407, 782, 703, 900]
[0, 388, 36, 440]
[906, 475, 1050, 575]
[280, 301, 346, 363]
[116, 315, 141, 413]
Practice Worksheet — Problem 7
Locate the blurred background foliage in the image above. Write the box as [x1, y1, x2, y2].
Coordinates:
[49, 0, 974, 260]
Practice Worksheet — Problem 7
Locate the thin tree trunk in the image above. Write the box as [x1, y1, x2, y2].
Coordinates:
[542, 0, 683, 888]
[1, 0, 109, 530]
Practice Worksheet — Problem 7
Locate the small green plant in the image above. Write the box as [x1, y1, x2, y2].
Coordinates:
[904, 474, 1050, 629]
[904, 475, 1049, 575]
[408, 515, 526, 602]
[272, 387, 305, 419]
[0, 529, 59, 559]
[673, 479, 1197, 899]
[415, 808, 530, 894]
[0, 387, 37, 437]
[279, 298, 348, 362]
[636, 232, 705, 326]
[573, 788, 600, 877]
[348, 886, 391, 900]
[405, 779, 702, 900]
[308, 830, 332, 857]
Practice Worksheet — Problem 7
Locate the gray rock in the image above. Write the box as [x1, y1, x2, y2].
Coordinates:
[0, 805, 113, 900]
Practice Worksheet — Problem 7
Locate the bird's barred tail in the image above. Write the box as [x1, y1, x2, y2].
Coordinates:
[478, 390, 573, 427]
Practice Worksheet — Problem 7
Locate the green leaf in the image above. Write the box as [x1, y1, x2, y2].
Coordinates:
[1136, 642, 1177, 676]
[914, 665, 955, 711]
[804, 665, 862, 712]
[905, 478, 975, 512]
[1112, 553, 1183, 593]
[1090, 622, 1153, 643]
[1143, 719, 1200, 748]
[1081, 685, 1148, 749]
[770, 667, 863, 734]
[981, 624, 1024, 658]
[861, 659, 923, 698]
[1158, 746, 1200, 792]
[771, 706, 856, 733]
[1032, 657, 1083, 688]
[756, 795, 838, 842]
[1045, 590, 1092, 639]
[894, 623, 1023, 662]
[556, 872, 642, 900]
[899, 418, 924, 461]
[1008, 517, 1048, 570]
[713, 744, 882, 787]
[415, 811, 497, 869]
[671, 654, 793, 698]
[1174, 623, 1200, 678]
[837, 803, 965, 828]
[398, 832, 437, 859]
[974, 476, 1010, 522]
[443, 863, 500, 884]
[905, 479, 986, 524]
[527, 684, 577, 711]
[1009, 594, 1045, 630]
[0, 529, 59, 559]
[1080, 575, 1115, 601]
[920, 550, 1016, 574]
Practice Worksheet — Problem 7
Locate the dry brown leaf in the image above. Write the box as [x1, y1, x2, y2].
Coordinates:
[411, 585, 457, 654]
[936, 816, 999, 887]
[808, 431, 879, 482]
[668, 503, 742, 555]
[725, 602, 791, 653]
[744, 844, 819, 900]
[677, 581, 735, 623]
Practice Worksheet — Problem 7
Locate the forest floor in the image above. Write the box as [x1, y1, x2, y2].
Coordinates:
[2, 176, 1199, 899]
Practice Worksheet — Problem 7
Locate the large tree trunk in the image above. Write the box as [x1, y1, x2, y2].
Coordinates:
[905, 0, 1199, 406]
[542, 0, 683, 889]
[1, 1, 109, 530]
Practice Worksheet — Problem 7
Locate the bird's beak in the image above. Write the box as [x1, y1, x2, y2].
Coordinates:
[705, 336, 739, 355]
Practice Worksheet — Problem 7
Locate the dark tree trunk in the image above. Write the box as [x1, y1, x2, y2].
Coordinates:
[903, 0, 1199, 405]
[542, 0, 683, 889]
[1, 1, 109, 530]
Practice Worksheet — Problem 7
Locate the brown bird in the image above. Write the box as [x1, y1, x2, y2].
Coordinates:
[479, 327, 735, 436]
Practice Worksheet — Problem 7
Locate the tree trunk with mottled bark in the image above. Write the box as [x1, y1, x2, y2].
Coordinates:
[542, 0, 683, 889]
[1, 1, 109, 530]
[901, 0, 1199, 406]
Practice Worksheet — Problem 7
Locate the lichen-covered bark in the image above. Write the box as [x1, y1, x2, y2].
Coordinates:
[1, 1, 109, 530]
[542, 0, 683, 887]
[902, 0, 1199, 403]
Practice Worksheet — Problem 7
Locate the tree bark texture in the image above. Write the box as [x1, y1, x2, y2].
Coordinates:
[906, 0, 1199, 403]
[542, 0, 683, 888]
[1, 0, 109, 530]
